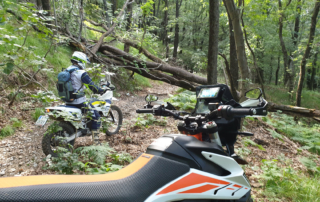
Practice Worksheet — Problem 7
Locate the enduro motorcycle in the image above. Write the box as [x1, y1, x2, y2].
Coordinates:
[37, 80, 123, 157]
[0, 84, 267, 202]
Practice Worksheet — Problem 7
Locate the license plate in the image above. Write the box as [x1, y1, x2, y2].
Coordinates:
[35, 115, 48, 126]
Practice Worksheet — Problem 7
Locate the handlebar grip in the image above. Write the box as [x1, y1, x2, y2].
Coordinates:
[136, 109, 153, 114]
[229, 108, 256, 116]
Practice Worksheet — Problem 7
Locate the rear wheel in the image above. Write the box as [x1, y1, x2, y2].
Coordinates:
[42, 122, 75, 157]
[102, 105, 123, 136]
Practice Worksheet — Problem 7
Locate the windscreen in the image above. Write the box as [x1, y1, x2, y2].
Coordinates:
[197, 87, 220, 99]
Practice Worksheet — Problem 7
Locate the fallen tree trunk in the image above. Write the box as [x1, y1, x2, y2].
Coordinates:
[268, 102, 320, 122]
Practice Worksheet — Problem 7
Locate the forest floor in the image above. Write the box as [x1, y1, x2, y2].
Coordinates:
[0, 81, 318, 202]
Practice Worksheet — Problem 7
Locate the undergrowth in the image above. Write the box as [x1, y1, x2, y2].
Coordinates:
[32, 108, 45, 122]
[263, 111, 320, 154]
[164, 89, 196, 111]
[43, 143, 132, 175]
[0, 125, 14, 138]
[133, 114, 167, 129]
[258, 159, 320, 202]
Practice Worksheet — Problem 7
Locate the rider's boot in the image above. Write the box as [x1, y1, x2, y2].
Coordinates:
[91, 130, 101, 145]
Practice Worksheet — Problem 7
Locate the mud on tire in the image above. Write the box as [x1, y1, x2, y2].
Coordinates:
[42, 122, 75, 158]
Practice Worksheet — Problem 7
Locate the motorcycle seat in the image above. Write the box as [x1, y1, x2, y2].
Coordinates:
[0, 154, 189, 202]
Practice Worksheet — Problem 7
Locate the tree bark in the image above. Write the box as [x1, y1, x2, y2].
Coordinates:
[124, 0, 133, 53]
[163, 0, 169, 58]
[278, 0, 290, 87]
[219, 53, 239, 101]
[269, 56, 273, 84]
[207, 0, 219, 84]
[173, 0, 182, 59]
[296, 0, 320, 106]
[275, 56, 280, 85]
[112, 0, 117, 17]
[226, 6, 239, 90]
[36, 0, 42, 9]
[224, 0, 250, 97]
[42, 0, 51, 15]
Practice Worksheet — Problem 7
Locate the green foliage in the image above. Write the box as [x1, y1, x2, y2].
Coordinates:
[164, 90, 196, 111]
[243, 138, 266, 151]
[300, 157, 320, 174]
[10, 118, 23, 128]
[141, 0, 154, 17]
[31, 91, 59, 105]
[0, 125, 14, 138]
[43, 143, 133, 175]
[263, 112, 320, 154]
[133, 114, 167, 129]
[258, 159, 320, 202]
[32, 108, 45, 122]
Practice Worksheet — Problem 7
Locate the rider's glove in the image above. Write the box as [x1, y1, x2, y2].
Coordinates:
[100, 89, 107, 95]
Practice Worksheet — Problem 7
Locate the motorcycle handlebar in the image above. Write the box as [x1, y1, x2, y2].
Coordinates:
[136, 109, 154, 113]
[229, 107, 256, 116]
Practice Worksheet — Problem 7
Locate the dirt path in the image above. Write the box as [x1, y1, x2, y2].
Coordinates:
[0, 81, 178, 177]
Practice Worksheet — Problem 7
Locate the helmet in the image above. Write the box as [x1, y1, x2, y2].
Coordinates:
[71, 51, 90, 69]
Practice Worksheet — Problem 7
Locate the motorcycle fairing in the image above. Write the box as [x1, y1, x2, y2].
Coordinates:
[46, 106, 82, 120]
[0, 154, 189, 202]
[145, 152, 250, 202]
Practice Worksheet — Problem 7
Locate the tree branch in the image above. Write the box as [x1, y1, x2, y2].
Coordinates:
[90, 0, 130, 54]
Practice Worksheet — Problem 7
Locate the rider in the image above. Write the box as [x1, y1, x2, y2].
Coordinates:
[65, 51, 106, 145]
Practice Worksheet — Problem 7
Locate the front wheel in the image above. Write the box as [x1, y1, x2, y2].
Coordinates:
[42, 122, 75, 157]
[102, 105, 123, 136]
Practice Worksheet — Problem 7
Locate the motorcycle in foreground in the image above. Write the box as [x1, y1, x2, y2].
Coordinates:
[0, 84, 267, 202]
[36, 80, 123, 157]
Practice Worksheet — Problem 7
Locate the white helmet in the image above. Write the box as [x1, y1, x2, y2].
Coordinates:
[71, 51, 90, 69]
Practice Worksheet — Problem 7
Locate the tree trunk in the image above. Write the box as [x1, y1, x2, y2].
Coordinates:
[278, 0, 290, 87]
[124, 0, 133, 53]
[103, 0, 110, 27]
[269, 56, 273, 84]
[163, 0, 169, 58]
[36, 0, 42, 9]
[42, 0, 50, 15]
[310, 62, 317, 90]
[227, 9, 239, 90]
[112, 0, 117, 17]
[275, 56, 280, 85]
[224, 0, 250, 97]
[173, 0, 182, 59]
[207, 0, 219, 84]
[296, 0, 320, 106]
[288, 0, 302, 94]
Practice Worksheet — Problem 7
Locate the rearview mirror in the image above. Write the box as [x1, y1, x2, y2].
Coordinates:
[245, 88, 262, 99]
[145, 94, 158, 103]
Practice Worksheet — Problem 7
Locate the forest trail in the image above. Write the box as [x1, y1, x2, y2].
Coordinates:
[0, 81, 179, 177]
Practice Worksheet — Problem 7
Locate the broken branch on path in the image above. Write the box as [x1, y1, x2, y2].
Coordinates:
[268, 102, 320, 122]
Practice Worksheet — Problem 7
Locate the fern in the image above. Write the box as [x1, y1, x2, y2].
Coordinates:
[266, 129, 283, 140]
[300, 157, 320, 174]
[75, 143, 114, 165]
[243, 138, 266, 151]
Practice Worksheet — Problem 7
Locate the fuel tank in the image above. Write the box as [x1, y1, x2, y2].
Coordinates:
[146, 134, 230, 176]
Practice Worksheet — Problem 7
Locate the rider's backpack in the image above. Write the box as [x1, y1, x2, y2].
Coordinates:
[56, 66, 85, 102]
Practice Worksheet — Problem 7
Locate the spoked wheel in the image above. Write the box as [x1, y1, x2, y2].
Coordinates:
[42, 122, 75, 157]
[102, 105, 123, 136]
